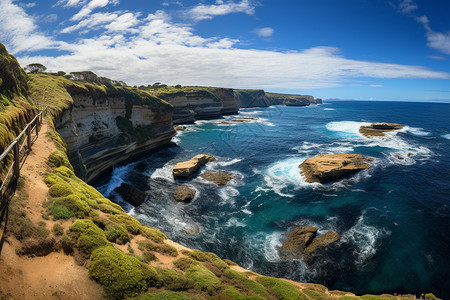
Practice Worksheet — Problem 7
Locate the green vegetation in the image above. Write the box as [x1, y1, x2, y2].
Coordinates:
[137, 240, 178, 257]
[173, 257, 196, 271]
[257, 276, 307, 300]
[88, 246, 159, 299]
[69, 219, 109, 255]
[223, 269, 267, 297]
[184, 263, 221, 292]
[187, 250, 228, 271]
[140, 226, 167, 243]
[130, 291, 191, 300]
[104, 223, 130, 245]
[109, 214, 141, 234]
[52, 223, 64, 236]
[47, 150, 73, 170]
[222, 286, 265, 300]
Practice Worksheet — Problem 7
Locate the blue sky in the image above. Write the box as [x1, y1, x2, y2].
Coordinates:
[0, 0, 449, 101]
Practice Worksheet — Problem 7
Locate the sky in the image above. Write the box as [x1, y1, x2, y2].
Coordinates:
[0, 0, 449, 101]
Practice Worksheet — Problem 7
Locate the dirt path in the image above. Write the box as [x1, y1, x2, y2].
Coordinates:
[0, 121, 105, 300]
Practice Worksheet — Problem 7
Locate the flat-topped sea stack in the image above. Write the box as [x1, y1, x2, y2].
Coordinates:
[173, 185, 196, 203]
[173, 154, 216, 179]
[359, 122, 403, 138]
[299, 154, 374, 183]
[280, 226, 340, 264]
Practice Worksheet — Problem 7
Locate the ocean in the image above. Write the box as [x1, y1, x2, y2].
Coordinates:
[95, 100, 450, 298]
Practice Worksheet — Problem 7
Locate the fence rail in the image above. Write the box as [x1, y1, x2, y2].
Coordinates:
[0, 107, 46, 254]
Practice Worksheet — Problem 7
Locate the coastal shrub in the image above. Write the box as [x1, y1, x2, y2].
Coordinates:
[105, 223, 130, 245]
[109, 214, 141, 234]
[48, 183, 71, 197]
[187, 250, 228, 271]
[361, 296, 396, 300]
[184, 264, 221, 292]
[47, 150, 73, 170]
[88, 246, 160, 299]
[85, 198, 99, 209]
[50, 200, 75, 219]
[52, 223, 64, 236]
[129, 291, 190, 300]
[140, 226, 167, 243]
[52, 195, 90, 219]
[222, 286, 265, 300]
[339, 297, 360, 300]
[223, 269, 267, 296]
[99, 203, 123, 215]
[303, 288, 329, 299]
[142, 251, 157, 263]
[257, 276, 307, 300]
[157, 268, 196, 291]
[173, 257, 196, 271]
[137, 240, 178, 257]
[69, 219, 109, 255]
[96, 198, 125, 212]
[61, 234, 74, 254]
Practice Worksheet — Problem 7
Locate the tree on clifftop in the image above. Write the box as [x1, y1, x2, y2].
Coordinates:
[24, 63, 47, 74]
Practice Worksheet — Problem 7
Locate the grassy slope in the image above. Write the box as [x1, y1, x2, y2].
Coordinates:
[142, 86, 221, 102]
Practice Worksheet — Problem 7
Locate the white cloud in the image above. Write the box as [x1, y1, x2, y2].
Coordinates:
[0, 0, 55, 52]
[56, 0, 86, 7]
[187, 0, 255, 21]
[398, 0, 417, 13]
[428, 55, 447, 61]
[72, 0, 110, 21]
[2, 0, 449, 91]
[398, 1, 450, 55]
[255, 27, 274, 37]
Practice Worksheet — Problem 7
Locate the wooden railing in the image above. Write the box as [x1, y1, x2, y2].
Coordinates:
[0, 107, 46, 254]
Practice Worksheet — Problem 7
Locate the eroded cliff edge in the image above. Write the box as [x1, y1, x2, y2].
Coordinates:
[28, 73, 175, 183]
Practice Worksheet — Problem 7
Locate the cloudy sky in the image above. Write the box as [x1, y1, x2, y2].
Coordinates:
[0, 0, 449, 101]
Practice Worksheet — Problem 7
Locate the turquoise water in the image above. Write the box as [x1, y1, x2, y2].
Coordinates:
[96, 101, 450, 298]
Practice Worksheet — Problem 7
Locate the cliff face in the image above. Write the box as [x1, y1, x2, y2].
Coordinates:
[234, 89, 271, 107]
[29, 74, 175, 183]
[148, 87, 238, 124]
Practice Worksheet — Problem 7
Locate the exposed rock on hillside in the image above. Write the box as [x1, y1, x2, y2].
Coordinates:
[29, 73, 176, 183]
[359, 122, 403, 138]
[299, 154, 374, 183]
[114, 183, 147, 206]
[234, 89, 271, 107]
[173, 185, 196, 203]
[200, 171, 233, 185]
[173, 154, 216, 179]
[280, 226, 340, 264]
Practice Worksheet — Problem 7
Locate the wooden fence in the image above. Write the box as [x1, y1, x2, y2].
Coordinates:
[0, 107, 46, 254]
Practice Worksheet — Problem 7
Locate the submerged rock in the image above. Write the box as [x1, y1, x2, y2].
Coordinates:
[173, 154, 216, 179]
[114, 183, 147, 207]
[280, 226, 340, 264]
[181, 224, 201, 235]
[359, 122, 403, 138]
[173, 185, 196, 203]
[200, 171, 233, 185]
[299, 154, 374, 183]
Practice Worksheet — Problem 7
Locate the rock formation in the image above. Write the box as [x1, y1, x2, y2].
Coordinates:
[359, 122, 403, 138]
[200, 171, 233, 185]
[114, 183, 147, 206]
[299, 154, 374, 183]
[174, 125, 186, 131]
[280, 226, 340, 264]
[172, 154, 216, 179]
[173, 185, 196, 203]
[42, 75, 176, 183]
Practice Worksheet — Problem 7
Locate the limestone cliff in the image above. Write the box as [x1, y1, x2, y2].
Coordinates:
[146, 86, 238, 124]
[28, 74, 175, 183]
[234, 89, 271, 107]
[234, 89, 322, 108]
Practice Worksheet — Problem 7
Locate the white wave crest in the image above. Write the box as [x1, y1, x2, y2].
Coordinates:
[404, 126, 431, 136]
[104, 164, 133, 196]
[442, 133, 450, 140]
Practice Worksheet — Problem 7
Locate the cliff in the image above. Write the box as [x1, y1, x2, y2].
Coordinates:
[28, 74, 175, 183]
[234, 89, 322, 108]
[145, 86, 238, 124]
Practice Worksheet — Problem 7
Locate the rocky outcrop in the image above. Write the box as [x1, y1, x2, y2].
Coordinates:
[173, 185, 196, 203]
[280, 226, 340, 263]
[173, 154, 216, 179]
[210, 88, 239, 115]
[359, 122, 403, 138]
[200, 171, 233, 185]
[299, 154, 374, 183]
[46, 76, 176, 183]
[114, 183, 147, 206]
[174, 125, 186, 131]
[234, 89, 271, 107]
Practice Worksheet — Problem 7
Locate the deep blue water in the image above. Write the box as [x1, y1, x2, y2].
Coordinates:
[96, 101, 450, 298]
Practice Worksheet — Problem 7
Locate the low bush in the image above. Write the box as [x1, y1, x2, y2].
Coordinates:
[69, 219, 109, 255]
[257, 276, 306, 300]
[140, 226, 167, 243]
[109, 214, 141, 234]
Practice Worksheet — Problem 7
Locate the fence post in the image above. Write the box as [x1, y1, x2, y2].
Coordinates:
[26, 125, 32, 150]
[13, 141, 20, 178]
